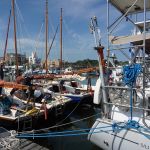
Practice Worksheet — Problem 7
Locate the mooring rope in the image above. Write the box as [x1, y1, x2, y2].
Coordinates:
[18, 112, 101, 134]
[16, 125, 112, 138]
[112, 64, 142, 132]
[16, 122, 150, 138]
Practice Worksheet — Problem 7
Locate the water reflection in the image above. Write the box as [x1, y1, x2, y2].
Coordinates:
[34, 105, 102, 150]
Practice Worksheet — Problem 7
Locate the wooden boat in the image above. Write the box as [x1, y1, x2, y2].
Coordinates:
[0, 80, 71, 131]
[43, 77, 94, 105]
[16, 73, 94, 104]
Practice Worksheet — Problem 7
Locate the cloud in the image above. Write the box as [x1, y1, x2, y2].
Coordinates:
[1, 38, 44, 56]
[0, 0, 134, 63]
[47, 0, 106, 21]
[62, 32, 98, 61]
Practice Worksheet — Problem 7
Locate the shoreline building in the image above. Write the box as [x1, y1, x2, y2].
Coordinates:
[5, 53, 27, 66]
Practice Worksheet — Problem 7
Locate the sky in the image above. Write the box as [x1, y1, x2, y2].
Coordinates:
[0, 0, 136, 62]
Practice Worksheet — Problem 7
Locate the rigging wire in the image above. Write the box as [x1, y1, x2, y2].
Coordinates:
[15, 3, 22, 54]
[49, 15, 55, 35]
[15, 0, 35, 52]
[15, 0, 26, 54]
[55, 97, 82, 126]
[46, 24, 59, 61]
[44, 11, 58, 61]
[3, 9, 11, 61]
[35, 21, 44, 52]
[18, 112, 101, 134]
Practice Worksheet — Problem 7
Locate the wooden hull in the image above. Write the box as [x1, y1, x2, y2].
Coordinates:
[0, 101, 70, 131]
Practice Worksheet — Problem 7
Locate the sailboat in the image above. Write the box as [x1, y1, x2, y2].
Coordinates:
[39, 7, 94, 105]
[88, 1, 150, 150]
[0, 0, 72, 131]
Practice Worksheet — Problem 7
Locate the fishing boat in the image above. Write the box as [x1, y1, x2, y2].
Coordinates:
[88, 1, 150, 149]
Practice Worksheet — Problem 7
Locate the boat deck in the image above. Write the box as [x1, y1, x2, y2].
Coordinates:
[0, 95, 71, 121]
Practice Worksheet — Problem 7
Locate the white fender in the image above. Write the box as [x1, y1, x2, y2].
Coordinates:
[93, 77, 102, 104]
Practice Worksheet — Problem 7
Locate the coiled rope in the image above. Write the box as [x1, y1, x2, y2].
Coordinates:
[112, 64, 142, 132]
[123, 64, 142, 87]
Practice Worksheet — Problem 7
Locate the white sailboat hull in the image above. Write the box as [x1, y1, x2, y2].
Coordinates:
[88, 119, 150, 150]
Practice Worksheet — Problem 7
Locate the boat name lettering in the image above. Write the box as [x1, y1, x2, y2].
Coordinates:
[141, 143, 150, 149]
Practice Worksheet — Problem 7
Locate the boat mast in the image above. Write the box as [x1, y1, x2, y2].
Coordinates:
[3, 10, 11, 62]
[45, 0, 48, 73]
[12, 0, 19, 76]
[60, 8, 63, 71]
[90, 16, 109, 117]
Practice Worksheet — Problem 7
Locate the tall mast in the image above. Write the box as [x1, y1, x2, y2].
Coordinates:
[60, 8, 63, 71]
[12, 0, 19, 76]
[45, 0, 48, 73]
[3, 10, 11, 61]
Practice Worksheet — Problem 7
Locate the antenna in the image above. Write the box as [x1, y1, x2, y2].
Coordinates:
[89, 16, 101, 47]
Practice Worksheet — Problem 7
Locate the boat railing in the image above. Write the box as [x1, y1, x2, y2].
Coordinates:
[104, 101, 150, 112]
